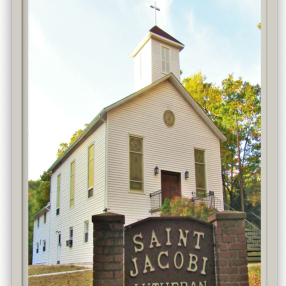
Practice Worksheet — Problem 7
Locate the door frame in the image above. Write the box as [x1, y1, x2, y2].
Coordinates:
[161, 170, 182, 196]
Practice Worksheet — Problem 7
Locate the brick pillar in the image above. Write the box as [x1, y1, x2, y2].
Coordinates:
[92, 212, 125, 286]
[208, 211, 249, 286]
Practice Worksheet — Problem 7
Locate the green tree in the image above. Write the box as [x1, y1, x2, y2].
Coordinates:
[182, 72, 261, 213]
[161, 198, 171, 215]
[56, 124, 88, 158]
[220, 75, 261, 211]
[28, 172, 51, 264]
[257, 23, 261, 30]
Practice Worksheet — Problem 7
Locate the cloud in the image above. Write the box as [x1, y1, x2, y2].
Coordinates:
[217, 0, 261, 18]
[181, 8, 260, 86]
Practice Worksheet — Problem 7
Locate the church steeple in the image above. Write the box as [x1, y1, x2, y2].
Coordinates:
[130, 26, 184, 91]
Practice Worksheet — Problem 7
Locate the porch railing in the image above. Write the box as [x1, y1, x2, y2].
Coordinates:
[150, 187, 181, 212]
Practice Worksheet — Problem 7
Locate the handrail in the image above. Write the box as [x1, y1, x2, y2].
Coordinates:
[248, 212, 261, 220]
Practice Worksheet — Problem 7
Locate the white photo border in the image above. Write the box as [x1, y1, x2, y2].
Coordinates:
[11, 0, 277, 285]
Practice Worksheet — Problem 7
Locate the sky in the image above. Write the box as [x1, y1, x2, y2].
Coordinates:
[28, 0, 261, 180]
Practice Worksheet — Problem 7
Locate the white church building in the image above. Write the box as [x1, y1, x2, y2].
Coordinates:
[32, 26, 226, 265]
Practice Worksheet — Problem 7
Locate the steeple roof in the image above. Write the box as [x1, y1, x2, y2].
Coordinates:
[130, 26, 184, 58]
[149, 26, 184, 46]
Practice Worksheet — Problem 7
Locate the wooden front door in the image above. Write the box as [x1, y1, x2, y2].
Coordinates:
[161, 171, 181, 204]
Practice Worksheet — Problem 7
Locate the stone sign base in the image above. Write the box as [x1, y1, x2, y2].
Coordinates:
[208, 211, 249, 286]
[92, 211, 249, 286]
[92, 212, 125, 286]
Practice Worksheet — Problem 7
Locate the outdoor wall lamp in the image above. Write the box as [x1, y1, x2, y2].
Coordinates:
[185, 170, 189, 179]
[154, 166, 159, 175]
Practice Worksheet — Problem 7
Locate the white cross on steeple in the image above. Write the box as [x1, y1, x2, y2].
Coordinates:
[150, 1, 160, 26]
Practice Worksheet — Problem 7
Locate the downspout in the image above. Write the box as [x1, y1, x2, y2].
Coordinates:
[48, 195, 52, 265]
[45, 202, 50, 211]
[45, 201, 51, 264]
[100, 114, 108, 211]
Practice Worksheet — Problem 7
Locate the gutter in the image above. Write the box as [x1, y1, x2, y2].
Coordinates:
[30, 202, 50, 220]
[48, 199, 51, 265]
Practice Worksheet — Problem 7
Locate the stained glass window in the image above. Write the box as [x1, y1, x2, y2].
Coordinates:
[194, 149, 206, 197]
[130, 136, 143, 191]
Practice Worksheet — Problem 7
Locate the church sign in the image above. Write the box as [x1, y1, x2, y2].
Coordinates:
[124, 217, 216, 286]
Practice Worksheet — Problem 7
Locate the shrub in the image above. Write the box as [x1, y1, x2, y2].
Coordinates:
[161, 196, 215, 222]
[161, 198, 171, 215]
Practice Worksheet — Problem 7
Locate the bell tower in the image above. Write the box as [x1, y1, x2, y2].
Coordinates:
[130, 26, 184, 91]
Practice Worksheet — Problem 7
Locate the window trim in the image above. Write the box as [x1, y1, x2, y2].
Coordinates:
[70, 160, 75, 208]
[56, 173, 61, 215]
[70, 227, 73, 240]
[194, 148, 208, 197]
[160, 44, 171, 74]
[87, 143, 95, 199]
[129, 134, 145, 193]
[84, 221, 89, 243]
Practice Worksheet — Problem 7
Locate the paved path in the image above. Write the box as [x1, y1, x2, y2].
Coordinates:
[28, 268, 92, 278]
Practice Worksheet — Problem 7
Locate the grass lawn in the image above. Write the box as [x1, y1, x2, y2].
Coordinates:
[28, 264, 261, 286]
[28, 264, 90, 276]
[248, 264, 261, 286]
[28, 270, 93, 286]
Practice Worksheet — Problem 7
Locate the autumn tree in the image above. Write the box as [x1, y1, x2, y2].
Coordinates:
[182, 72, 261, 213]
[57, 124, 88, 158]
[257, 23, 261, 30]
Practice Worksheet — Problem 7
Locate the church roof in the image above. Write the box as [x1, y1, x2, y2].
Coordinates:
[129, 26, 184, 57]
[47, 73, 226, 173]
[149, 26, 184, 45]
[31, 202, 50, 219]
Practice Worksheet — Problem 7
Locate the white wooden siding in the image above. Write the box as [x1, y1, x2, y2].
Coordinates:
[42, 123, 106, 265]
[134, 39, 152, 92]
[133, 38, 181, 92]
[107, 80, 223, 225]
[32, 212, 50, 265]
[151, 38, 181, 82]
